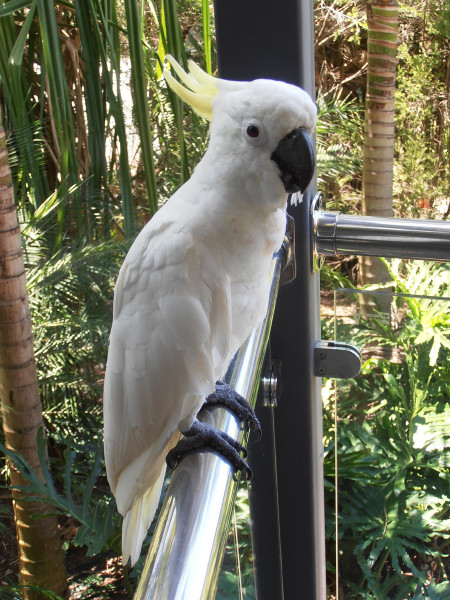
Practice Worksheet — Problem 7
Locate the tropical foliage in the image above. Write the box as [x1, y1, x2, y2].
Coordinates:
[0, 0, 448, 597]
[0, 0, 212, 595]
[316, 0, 449, 219]
[324, 261, 450, 598]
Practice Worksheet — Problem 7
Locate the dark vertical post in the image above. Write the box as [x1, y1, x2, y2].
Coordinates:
[213, 1, 326, 599]
[269, 197, 326, 600]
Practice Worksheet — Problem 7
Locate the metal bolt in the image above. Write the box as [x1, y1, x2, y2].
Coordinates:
[317, 366, 326, 376]
[262, 374, 278, 408]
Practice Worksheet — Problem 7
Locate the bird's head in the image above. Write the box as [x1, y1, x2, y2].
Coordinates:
[163, 56, 317, 198]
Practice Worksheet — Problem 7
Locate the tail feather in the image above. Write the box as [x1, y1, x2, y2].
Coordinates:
[121, 464, 167, 566]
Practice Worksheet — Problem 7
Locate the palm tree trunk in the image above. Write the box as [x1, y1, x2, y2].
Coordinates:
[359, 0, 398, 287]
[0, 111, 67, 598]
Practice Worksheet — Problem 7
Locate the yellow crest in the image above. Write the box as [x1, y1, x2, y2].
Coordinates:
[163, 55, 219, 121]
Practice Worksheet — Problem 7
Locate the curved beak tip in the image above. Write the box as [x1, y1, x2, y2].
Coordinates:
[271, 128, 315, 195]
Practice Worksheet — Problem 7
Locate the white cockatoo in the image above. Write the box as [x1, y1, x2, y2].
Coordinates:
[103, 57, 317, 566]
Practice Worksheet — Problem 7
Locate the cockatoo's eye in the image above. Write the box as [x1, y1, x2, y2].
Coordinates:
[242, 118, 267, 147]
[247, 124, 260, 138]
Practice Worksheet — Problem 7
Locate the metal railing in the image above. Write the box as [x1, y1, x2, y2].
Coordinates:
[134, 244, 286, 600]
[313, 207, 450, 262]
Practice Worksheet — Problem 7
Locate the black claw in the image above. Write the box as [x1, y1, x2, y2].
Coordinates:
[166, 419, 252, 478]
[204, 381, 262, 441]
[233, 465, 252, 482]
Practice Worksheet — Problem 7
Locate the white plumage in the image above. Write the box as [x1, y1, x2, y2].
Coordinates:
[103, 58, 317, 566]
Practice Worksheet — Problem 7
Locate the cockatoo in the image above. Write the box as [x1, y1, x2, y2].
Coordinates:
[103, 56, 317, 566]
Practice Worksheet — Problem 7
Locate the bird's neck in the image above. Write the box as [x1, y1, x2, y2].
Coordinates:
[191, 148, 288, 216]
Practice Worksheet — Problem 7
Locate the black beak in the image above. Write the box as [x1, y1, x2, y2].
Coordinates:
[271, 127, 315, 194]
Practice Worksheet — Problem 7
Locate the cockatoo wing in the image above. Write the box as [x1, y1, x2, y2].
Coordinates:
[103, 202, 232, 564]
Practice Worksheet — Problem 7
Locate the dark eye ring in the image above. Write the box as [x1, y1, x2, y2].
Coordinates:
[242, 118, 266, 146]
[246, 124, 260, 138]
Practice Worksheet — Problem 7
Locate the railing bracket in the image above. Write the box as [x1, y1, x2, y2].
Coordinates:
[314, 341, 361, 379]
[261, 358, 282, 407]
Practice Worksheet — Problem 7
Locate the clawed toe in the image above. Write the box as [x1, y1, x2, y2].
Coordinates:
[166, 419, 253, 479]
[204, 381, 262, 440]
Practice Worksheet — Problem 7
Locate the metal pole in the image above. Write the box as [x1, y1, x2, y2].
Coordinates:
[214, 1, 326, 599]
[134, 254, 284, 600]
[314, 210, 450, 262]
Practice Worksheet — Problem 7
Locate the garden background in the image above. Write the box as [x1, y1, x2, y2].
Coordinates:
[0, 0, 449, 598]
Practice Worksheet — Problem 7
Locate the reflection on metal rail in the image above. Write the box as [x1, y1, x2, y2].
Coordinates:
[134, 248, 284, 600]
[313, 201, 450, 263]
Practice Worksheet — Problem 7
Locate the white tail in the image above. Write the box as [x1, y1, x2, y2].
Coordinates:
[121, 463, 167, 566]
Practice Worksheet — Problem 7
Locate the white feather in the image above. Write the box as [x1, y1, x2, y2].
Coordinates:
[103, 73, 317, 566]
[121, 461, 167, 566]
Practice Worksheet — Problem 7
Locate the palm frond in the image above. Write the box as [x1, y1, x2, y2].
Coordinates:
[1, 430, 121, 558]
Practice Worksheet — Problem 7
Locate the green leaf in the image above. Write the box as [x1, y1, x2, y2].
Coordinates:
[0, 0, 31, 17]
[8, 0, 36, 67]
[201, 0, 212, 74]
[36, 0, 79, 245]
[0, 432, 121, 557]
[124, 0, 158, 216]
[429, 333, 441, 367]
[21, 182, 86, 236]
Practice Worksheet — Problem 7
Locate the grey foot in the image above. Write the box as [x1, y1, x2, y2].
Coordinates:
[204, 380, 262, 440]
[166, 419, 252, 479]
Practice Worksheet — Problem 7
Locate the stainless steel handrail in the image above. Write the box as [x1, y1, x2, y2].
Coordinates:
[313, 210, 450, 262]
[134, 251, 284, 600]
